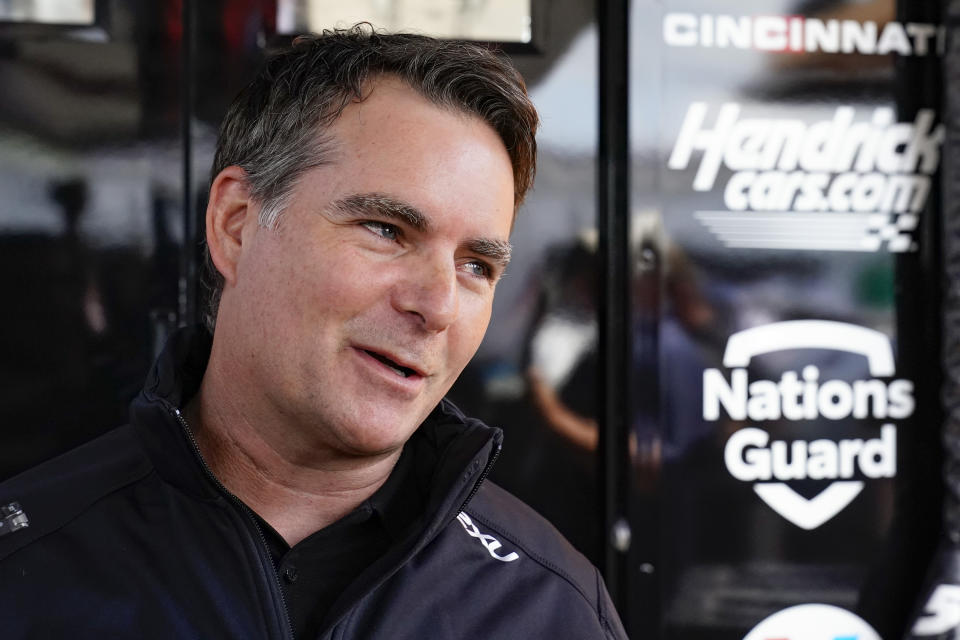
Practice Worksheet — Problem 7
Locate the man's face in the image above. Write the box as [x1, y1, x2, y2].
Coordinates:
[220, 77, 515, 458]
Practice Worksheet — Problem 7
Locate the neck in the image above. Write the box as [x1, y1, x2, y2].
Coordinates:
[184, 355, 401, 547]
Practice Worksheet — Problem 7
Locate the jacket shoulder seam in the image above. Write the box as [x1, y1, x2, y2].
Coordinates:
[594, 565, 618, 638]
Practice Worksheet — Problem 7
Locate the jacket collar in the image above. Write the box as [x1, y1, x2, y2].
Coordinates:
[130, 326, 216, 500]
[130, 326, 503, 524]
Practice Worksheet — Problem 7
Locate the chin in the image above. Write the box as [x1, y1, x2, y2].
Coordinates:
[331, 414, 420, 457]
[339, 435, 410, 458]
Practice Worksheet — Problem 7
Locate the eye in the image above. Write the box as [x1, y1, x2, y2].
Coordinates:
[461, 260, 494, 281]
[361, 220, 400, 241]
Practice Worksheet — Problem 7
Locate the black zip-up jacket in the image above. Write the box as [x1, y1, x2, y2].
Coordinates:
[0, 328, 628, 639]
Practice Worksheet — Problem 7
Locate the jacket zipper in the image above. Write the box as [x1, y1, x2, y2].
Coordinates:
[458, 441, 501, 513]
[170, 406, 296, 640]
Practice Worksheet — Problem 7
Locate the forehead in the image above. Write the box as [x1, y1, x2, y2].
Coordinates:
[300, 77, 516, 239]
[330, 77, 493, 160]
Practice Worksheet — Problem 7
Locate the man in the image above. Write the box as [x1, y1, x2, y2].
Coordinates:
[0, 27, 627, 639]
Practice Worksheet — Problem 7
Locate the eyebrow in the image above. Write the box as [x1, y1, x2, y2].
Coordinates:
[328, 193, 428, 231]
[468, 237, 512, 269]
[328, 191, 512, 268]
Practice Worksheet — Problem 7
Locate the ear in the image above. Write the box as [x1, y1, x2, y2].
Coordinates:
[206, 166, 255, 288]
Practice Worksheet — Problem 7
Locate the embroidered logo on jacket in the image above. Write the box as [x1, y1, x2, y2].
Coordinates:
[456, 512, 520, 562]
[0, 502, 28, 537]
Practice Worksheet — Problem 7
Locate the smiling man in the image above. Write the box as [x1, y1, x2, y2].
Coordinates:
[0, 27, 627, 639]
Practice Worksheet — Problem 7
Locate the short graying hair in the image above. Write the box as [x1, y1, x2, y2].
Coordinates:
[202, 24, 539, 332]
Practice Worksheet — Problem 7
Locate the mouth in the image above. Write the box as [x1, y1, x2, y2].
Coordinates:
[361, 349, 421, 379]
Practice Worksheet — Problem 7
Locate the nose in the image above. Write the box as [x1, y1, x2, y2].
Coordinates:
[392, 253, 459, 332]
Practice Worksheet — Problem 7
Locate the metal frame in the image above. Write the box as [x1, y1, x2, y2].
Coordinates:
[597, 0, 631, 615]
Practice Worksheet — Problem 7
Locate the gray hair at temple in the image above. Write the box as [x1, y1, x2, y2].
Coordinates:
[202, 24, 540, 332]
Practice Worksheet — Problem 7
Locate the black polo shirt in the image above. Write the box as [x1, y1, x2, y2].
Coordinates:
[255, 445, 422, 639]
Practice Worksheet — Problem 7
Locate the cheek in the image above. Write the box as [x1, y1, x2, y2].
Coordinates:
[252, 240, 359, 315]
[232, 241, 336, 357]
[302, 249, 394, 319]
[449, 296, 494, 366]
